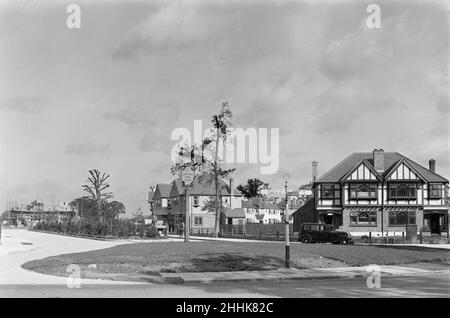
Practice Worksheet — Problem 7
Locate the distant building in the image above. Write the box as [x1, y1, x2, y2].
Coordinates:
[2, 201, 76, 227]
[242, 197, 283, 224]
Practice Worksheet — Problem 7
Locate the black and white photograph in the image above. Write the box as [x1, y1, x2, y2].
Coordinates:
[0, 0, 449, 303]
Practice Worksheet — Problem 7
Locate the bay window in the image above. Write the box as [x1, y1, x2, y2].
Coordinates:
[349, 211, 377, 227]
[349, 183, 377, 200]
[193, 196, 199, 208]
[320, 184, 339, 199]
[388, 183, 417, 200]
[389, 211, 416, 226]
[429, 184, 442, 199]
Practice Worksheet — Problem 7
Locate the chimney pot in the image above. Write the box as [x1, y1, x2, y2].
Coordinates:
[429, 159, 436, 173]
[373, 149, 385, 172]
[229, 178, 234, 197]
[312, 161, 318, 182]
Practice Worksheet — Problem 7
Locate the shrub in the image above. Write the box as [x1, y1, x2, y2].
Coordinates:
[145, 224, 160, 238]
[32, 217, 159, 239]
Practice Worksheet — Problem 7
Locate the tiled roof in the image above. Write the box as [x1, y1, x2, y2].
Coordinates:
[153, 183, 172, 199]
[223, 207, 245, 218]
[243, 198, 282, 210]
[169, 179, 185, 197]
[153, 207, 170, 216]
[316, 152, 448, 183]
[242, 200, 253, 208]
[187, 173, 238, 196]
[293, 198, 315, 216]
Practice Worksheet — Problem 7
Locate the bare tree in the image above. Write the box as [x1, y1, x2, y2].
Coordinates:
[82, 169, 113, 223]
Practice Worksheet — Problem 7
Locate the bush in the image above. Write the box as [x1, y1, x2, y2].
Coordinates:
[145, 224, 160, 238]
[32, 217, 160, 239]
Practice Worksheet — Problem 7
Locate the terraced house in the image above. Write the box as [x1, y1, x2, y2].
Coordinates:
[295, 149, 449, 236]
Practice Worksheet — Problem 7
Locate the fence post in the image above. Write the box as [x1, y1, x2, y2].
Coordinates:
[402, 231, 404, 243]
[369, 232, 372, 245]
[420, 230, 423, 244]
[393, 231, 396, 244]
[277, 230, 279, 241]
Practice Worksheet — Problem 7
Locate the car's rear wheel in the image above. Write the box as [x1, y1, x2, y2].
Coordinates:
[301, 236, 311, 244]
[340, 237, 350, 245]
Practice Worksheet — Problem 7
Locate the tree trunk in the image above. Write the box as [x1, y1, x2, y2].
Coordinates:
[213, 126, 221, 237]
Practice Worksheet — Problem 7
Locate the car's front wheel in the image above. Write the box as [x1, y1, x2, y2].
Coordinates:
[301, 236, 311, 244]
[340, 237, 350, 245]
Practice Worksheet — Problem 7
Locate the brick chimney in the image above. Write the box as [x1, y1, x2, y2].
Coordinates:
[312, 161, 318, 182]
[373, 149, 385, 172]
[429, 159, 436, 173]
[229, 178, 234, 207]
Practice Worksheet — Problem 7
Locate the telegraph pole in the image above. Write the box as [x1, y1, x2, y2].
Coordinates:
[283, 173, 291, 268]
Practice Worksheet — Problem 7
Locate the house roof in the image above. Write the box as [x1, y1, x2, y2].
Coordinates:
[245, 198, 282, 210]
[169, 179, 185, 197]
[148, 191, 155, 202]
[152, 207, 170, 216]
[223, 207, 245, 218]
[315, 152, 448, 183]
[293, 197, 315, 216]
[187, 173, 241, 196]
[153, 184, 172, 199]
[242, 200, 253, 208]
[153, 173, 243, 200]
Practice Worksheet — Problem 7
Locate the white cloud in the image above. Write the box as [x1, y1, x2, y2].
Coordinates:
[113, 0, 210, 58]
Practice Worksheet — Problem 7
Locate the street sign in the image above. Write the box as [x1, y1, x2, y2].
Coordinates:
[181, 167, 194, 186]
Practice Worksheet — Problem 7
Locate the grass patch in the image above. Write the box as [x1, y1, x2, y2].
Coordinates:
[22, 241, 450, 282]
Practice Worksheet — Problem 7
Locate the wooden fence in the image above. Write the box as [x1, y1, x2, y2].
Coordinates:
[221, 223, 293, 235]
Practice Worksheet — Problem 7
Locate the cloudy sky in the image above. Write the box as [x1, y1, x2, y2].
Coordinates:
[0, 0, 448, 216]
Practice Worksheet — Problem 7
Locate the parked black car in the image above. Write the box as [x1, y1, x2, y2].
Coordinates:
[298, 223, 352, 244]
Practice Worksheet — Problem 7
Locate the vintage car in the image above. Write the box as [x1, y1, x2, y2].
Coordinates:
[298, 223, 352, 244]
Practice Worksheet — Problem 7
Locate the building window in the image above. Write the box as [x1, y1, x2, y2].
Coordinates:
[320, 184, 339, 199]
[349, 183, 377, 200]
[193, 196, 199, 208]
[429, 184, 442, 199]
[349, 211, 377, 226]
[389, 211, 416, 226]
[194, 216, 203, 225]
[388, 183, 417, 200]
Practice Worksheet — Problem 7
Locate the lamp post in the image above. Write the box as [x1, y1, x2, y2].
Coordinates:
[181, 166, 195, 243]
[283, 173, 290, 268]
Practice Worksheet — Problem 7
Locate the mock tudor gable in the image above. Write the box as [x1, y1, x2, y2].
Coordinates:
[309, 150, 449, 235]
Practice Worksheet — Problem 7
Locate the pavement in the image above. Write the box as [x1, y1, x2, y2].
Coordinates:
[2, 274, 449, 297]
[368, 243, 450, 250]
[160, 264, 450, 284]
[184, 234, 450, 250]
[1, 228, 449, 287]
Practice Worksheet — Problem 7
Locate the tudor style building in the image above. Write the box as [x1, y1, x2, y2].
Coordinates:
[294, 149, 449, 235]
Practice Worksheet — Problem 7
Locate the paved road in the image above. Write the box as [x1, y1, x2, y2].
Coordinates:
[1, 229, 449, 298]
[1, 274, 449, 297]
[0, 228, 182, 285]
